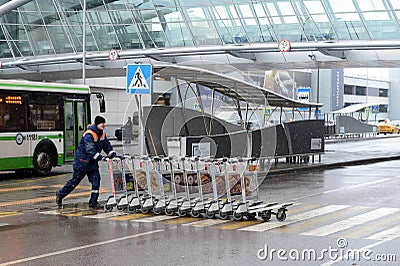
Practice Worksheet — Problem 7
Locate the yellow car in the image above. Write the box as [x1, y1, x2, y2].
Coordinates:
[377, 119, 400, 134]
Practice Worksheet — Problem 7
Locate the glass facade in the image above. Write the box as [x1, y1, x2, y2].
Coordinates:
[1, 0, 400, 59]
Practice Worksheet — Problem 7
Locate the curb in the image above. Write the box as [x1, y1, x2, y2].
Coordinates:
[268, 155, 400, 175]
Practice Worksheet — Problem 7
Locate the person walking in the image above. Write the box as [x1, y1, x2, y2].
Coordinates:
[123, 116, 133, 143]
[56, 116, 116, 209]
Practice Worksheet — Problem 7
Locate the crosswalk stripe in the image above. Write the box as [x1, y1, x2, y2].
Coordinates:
[0, 212, 20, 218]
[82, 212, 126, 219]
[109, 213, 151, 220]
[239, 204, 350, 232]
[288, 204, 320, 215]
[366, 225, 400, 241]
[162, 217, 201, 225]
[62, 210, 101, 217]
[0, 185, 46, 193]
[183, 219, 230, 227]
[39, 209, 86, 215]
[278, 206, 370, 234]
[341, 212, 400, 239]
[302, 208, 400, 237]
[219, 220, 262, 230]
[136, 215, 178, 223]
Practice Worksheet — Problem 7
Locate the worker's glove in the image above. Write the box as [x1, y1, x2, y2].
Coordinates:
[108, 151, 117, 159]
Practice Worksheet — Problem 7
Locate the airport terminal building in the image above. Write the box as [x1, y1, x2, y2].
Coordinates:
[1, 0, 400, 129]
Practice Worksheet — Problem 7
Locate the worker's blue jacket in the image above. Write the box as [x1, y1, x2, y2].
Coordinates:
[73, 124, 116, 172]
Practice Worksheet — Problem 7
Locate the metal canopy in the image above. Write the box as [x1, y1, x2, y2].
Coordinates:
[331, 103, 380, 114]
[155, 65, 322, 108]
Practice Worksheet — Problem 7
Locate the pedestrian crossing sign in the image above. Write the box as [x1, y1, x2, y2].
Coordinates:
[126, 64, 152, 95]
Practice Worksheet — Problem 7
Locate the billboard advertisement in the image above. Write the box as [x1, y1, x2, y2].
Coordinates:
[264, 70, 312, 99]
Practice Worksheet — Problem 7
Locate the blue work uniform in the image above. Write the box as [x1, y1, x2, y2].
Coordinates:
[57, 124, 116, 205]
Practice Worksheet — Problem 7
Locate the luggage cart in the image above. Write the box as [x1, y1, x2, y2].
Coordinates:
[153, 156, 172, 215]
[164, 156, 185, 216]
[176, 156, 199, 217]
[139, 156, 156, 213]
[231, 157, 293, 221]
[204, 158, 222, 219]
[104, 156, 135, 212]
[104, 157, 117, 211]
[190, 157, 208, 218]
[127, 156, 142, 213]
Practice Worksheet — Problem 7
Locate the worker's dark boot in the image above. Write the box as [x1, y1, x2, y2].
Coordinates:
[89, 202, 104, 210]
[55, 192, 63, 207]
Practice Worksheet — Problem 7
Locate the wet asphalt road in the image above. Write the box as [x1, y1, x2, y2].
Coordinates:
[1, 139, 400, 265]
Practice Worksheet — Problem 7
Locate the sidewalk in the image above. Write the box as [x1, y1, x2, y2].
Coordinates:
[269, 135, 400, 174]
[109, 135, 400, 175]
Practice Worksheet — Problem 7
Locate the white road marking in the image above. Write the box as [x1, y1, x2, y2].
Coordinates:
[39, 210, 80, 215]
[0, 229, 164, 266]
[136, 215, 178, 222]
[291, 178, 393, 201]
[82, 212, 126, 219]
[302, 207, 400, 237]
[183, 219, 230, 227]
[366, 225, 400, 241]
[323, 178, 392, 194]
[239, 204, 350, 232]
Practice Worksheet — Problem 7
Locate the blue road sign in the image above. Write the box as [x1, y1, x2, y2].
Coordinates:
[371, 105, 379, 114]
[126, 64, 152, 95]
[297, 87, 311, 111]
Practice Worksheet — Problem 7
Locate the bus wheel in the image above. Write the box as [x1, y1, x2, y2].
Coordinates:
[34, 150, 53, 176]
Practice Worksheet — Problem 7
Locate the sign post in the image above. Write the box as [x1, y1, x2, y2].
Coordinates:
[126, 64, 152, 155]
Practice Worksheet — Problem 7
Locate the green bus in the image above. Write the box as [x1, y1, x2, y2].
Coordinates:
[0, 79, 105, 175]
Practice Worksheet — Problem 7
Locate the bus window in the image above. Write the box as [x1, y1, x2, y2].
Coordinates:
[0, 93, 28, 132]
[28, 94, 61, 131]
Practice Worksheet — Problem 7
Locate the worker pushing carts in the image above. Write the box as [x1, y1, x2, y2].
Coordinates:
[103, 155, 292, 222]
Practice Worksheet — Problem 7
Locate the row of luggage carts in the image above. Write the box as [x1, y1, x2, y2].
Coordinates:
[104, 155, 292, 222]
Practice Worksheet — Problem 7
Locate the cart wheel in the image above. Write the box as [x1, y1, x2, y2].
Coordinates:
[190, 209, 201, 218]
[128, 206, 137, 214]
[141, 207, 150, 214]
[260, 211, 271, 221]
[117, 205, 123, 211]
[233, 212, 243, 221]
[105, 205, 113, 212]
[153, 208, 163, 215]
[219, 211, 229, 220]
[177, 209, 187, 217]
[205, 210, 215, 219]
[247, 213, 256, 220]
[276, 210, 287, 221]
[165, 208, 175, 216]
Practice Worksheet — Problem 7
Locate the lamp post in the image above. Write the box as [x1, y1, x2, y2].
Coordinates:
[82, 0, 86, 84]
